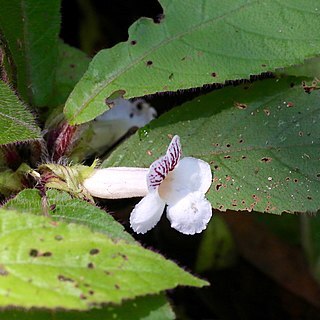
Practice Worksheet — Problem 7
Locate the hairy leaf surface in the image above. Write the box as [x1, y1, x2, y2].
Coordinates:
[0, 81, 41, 144]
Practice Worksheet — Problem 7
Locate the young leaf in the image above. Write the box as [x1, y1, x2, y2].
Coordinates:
[0, 80, 41, 144]
[64, 0, 320, 124]
[0, 209, 207, 309]
[0, 293, 175, 319]
[4, 189, 134, 242]
[0, 0, 61, 106]
[103, 77, 320, 215]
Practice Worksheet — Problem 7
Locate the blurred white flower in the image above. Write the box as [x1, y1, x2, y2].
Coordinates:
[71, 98, 157, 161]
[130, 135, 212, 235]
[92, 98, 157, 153]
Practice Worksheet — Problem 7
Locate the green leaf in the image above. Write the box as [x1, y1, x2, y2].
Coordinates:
[301, 213, 320, 283]
[4, 189, 134, 242]
[64, 0, 320, 124]
[0, 209, 207, 309]
[0, 0, 61, 105]
[0, 80, 41, 144]
[195, 216, 236, 273]
[0, 294, 175, 320]
[50, 41, 91, 107]
[103, 77, 320, 215]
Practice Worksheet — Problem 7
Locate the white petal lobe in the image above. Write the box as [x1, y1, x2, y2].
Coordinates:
[174, 157, 212, 193]
[130, 192, 165, 234]
[166, 191, 212, 235]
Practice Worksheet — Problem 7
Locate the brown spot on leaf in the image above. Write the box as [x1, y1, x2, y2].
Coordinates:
[29, 249, 39, 257]
[29, 249, 52, 258]
[294, 178, 298, 183]
[55, 235, 63, 241]
[42, 252, 52, 257]
[147, 150, 153, 156]
[130, 40, 137, 45]
[169, 73, 174, 80]
[80, 294, 87, 300]
[287, 102, 294, 107]
[298, 131, 303, 137]
[224, 155, 231, 159]
[146, 60, 153, 66]
[58, 275, 74, 282]
[119, 253, 128, 260]
[252, 194, 260, 202]
[211, 72, 217, 77]
[226, 144, 231, 148]
[307, 196, 312, 200]
[89, 290, 94, 295]
[239, 139, 244, 143]
[87, 262, 95, 269]
[216, 184, 223, 191]
[89, 249, 100, 255]
[263, 109, 270, 116]
[115, 284, 120, 290]
[261, 157, 272, 163]
[235, 102, 247, 110]
[242, 156, 247, 160]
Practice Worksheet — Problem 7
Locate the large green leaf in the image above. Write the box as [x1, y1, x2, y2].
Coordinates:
[0, 209, 206, 309]
[0, 294, 174, 320]
[4, 189, 134, 242]
[102, 77, 320, 215]
[0, 0, 60, 105]
[64, 0, 320, 124]
[0, 80, 41, 144]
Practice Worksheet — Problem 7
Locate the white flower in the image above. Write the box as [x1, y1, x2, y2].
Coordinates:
[130, 135, 212, 235]
[92, 98, 157, 153]
[74, 98, 157, 160]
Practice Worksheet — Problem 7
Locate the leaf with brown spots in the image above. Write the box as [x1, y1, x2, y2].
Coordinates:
[0, 209, 207, 310]
[103, 77, 320, 215]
